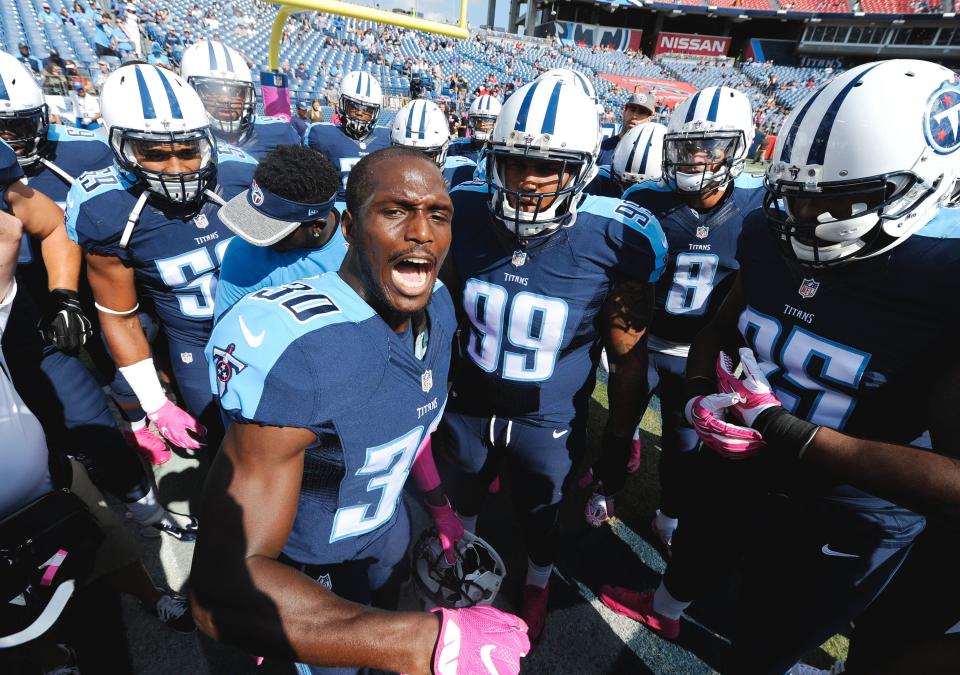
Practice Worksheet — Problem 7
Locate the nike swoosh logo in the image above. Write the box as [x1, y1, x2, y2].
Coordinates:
[480, 644, 498, 674]
[553, 429, 569, 439]
[821, 544, 859, 558]
[238, 315, 265, 348]
[435, 619, 461, 675]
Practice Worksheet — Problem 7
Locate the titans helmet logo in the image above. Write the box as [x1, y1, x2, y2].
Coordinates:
[924, 80, 960, 155]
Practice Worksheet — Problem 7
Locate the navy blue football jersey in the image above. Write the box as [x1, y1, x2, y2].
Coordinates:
[211, 142, 259, 196]
[585, 166, 622, 199]
[448, 183, 667, 423]
[597, 134, 619, 168]
[65, 155, 255, 346]
[736, 207, 960, 466]
[207, 272, 455, 564]
[448, 139, 484, 164]
[229, 115, 301, 161]
[443, 154, 476, 189]
[304, 123, 390, 201]
[626, 175, 764, 345]
[0, 140, 24, 213]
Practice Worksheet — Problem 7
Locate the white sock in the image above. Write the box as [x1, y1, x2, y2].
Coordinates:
[525, 559, 553, 589]
[457, 512, 477, 534]
[130, 417, 147, 432]
[654, 509, 679, 542]
[126, 487, 163, 524]
[652, 581, 690, 620]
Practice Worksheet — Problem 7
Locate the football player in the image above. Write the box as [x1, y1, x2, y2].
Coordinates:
[66, 64, 255, 458]
[180, 40, 300, 161]
[442, 79, 667, 640]
[586, 122, 668, 200]
[214, 145, 343, 320]
[304, 70, 390, 202]
[192, 147, 530, 675]
[448, 93, 501, 164]
[594, 88, 763, 548]
[597, 91, 657, 167]
[0, 58, 191, 538]
[389, 98, 476, 189]
[600, 59, 960, 675]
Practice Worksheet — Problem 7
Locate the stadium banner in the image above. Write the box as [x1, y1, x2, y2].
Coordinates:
[547, 21, 643, 51]
[598, 75, 697, 108]
[654, 32, 731, 58]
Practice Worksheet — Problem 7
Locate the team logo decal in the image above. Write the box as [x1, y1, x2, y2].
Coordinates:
[194, 214, 208, 229]
[924, 80, 960, 155]
[213, 343, 247, 397]
[511, 250, 527, 267]
[788, 166, 801, 180]
[180, 352, 193, 364]
[422, 369, 433, 393]
[316, 573, 333, 590]
[695, 225, 709, 239]
[798, 278, 820, 299]
[250, 180, 264, 206]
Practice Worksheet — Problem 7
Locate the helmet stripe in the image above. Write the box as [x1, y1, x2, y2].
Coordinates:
[222, 43, 234, 73]
[623, 130, 642, 175]
[0, 72, 9, 100]
[406, 100, 416, 138]
[637, 128, 654, 175]
[134, 66, 156, 120]
[356, 73, 363, 96]
[514, 82, 539, 132]
[540, 80, 563, 135]
[778, 85, 829, 164]
[484, 95, 490, 111]
[805, 63, 881, 166]
[156, 68, 184, 119]
[706, 88, 722, 122]
[207, 40, 218, 71]
[684, 90, 702, 123]
[418, 101, 428, 139]
[573, 71, 590, 97]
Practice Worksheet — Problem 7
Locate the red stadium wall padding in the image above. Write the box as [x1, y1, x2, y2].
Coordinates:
[598, 75, 697, 109]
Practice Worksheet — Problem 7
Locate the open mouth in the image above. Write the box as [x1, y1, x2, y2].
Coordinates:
[391, 254, 435, 296]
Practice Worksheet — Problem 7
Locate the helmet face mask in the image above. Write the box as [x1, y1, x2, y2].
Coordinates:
[468, 95, 502, 143]
[189, 76, 255, 141]
[469, 115, 496, 141]
[412, 529, 505, 609]
[663, 130, 744, 195]
[0, 105, 49, 166]
[111, 127, 217, 203]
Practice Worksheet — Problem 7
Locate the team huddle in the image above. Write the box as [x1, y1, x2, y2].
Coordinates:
[1, 33, 959, 675]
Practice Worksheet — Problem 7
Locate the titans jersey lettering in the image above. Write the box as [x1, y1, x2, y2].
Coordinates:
[304, 123, 390, 200]
[207, 272, 455, 563]
[448, 183, 667, 422]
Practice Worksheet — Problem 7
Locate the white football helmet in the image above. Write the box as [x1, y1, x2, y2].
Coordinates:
[612, 122, 667, 190]
[390, 99, 450, 168]
[100, 64, 216, 203]
[0, 51, 48, 166]
[487, 79, 600, 237]
[180, 40, 256, 143]
[412, 528, 505, 609]
[765, 59, 960, 268]
[468, 94, 501, 142]
[338, 70, 382, 140]
[537, 68, 599, 109]
[664, 86, 753, 195]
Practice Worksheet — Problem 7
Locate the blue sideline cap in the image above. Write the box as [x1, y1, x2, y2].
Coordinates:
[220, 179, 336, 246]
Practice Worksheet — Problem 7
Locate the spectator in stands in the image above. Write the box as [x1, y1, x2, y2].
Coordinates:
[59, 6, 76, 26]
[94, 16, 117, 57]
[165, 25, 183, 50]
[72, 0, 91, 24]
[309, 99, 324, 123]
[598, 91, 656, 166]
[147, 41, 171, 69]
[17, 43, 43, 75]
[41, 62, 69, 95]
[292, 101, 310, 140]
[39, 3, 60, 26]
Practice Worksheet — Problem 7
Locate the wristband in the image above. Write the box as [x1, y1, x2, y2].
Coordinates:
[752, 407, 820, 459]
[118, 358, 168, 413]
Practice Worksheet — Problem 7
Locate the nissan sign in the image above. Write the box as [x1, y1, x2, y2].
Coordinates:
[654, 32, 732, 57]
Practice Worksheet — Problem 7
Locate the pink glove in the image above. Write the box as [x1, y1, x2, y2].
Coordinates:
[716, 349, 784, 426]
[147, 400, 207, 450]
[431, 606, 530, 675]
[426, 499, 465, 565]
[585, 488, 614, 528]
[685, 393, 765, 459]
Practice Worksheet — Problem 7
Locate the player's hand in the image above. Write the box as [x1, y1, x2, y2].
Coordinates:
[426, 499, 464, 565]
[431, 606, 530, 675]
[147, 400, 207, 450]
[585, 488, 614, 527]
[594, 428, 632, 496]
[38, 288, 93, 354]
[684, 393, 764, 459]
[715, 349, 783, 426]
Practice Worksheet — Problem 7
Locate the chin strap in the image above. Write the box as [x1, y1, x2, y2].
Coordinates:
[38, 157, 76, 186]
[119, 191, 149, 249]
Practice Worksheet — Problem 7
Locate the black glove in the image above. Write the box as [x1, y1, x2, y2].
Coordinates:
[38, 288, 93, 354]
[595, 428, 632, 496]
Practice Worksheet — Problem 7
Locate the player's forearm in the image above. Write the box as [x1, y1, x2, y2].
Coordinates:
[804, 428, 960, 520]
[605, 339, 650, 436]
[39, 228, 81, 291]
[192, 557, 439, 673]
[99, 312, 151, 366]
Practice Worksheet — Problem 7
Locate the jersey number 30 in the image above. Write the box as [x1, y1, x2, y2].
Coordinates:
[463, 279, 568, 382]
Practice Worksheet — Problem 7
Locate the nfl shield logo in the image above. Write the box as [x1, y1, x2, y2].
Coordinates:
[180, 352, 193, 364]
[798, 278, 820, 299]
[695, 225, 709, 239]
[511, 250, 527, 267]
[194, 214, 208, 229]
[316, 573, 333, 590]
[421, 370, 433, 393]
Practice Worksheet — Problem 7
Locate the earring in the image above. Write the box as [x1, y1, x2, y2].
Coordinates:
[312, 228, 322, 238]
